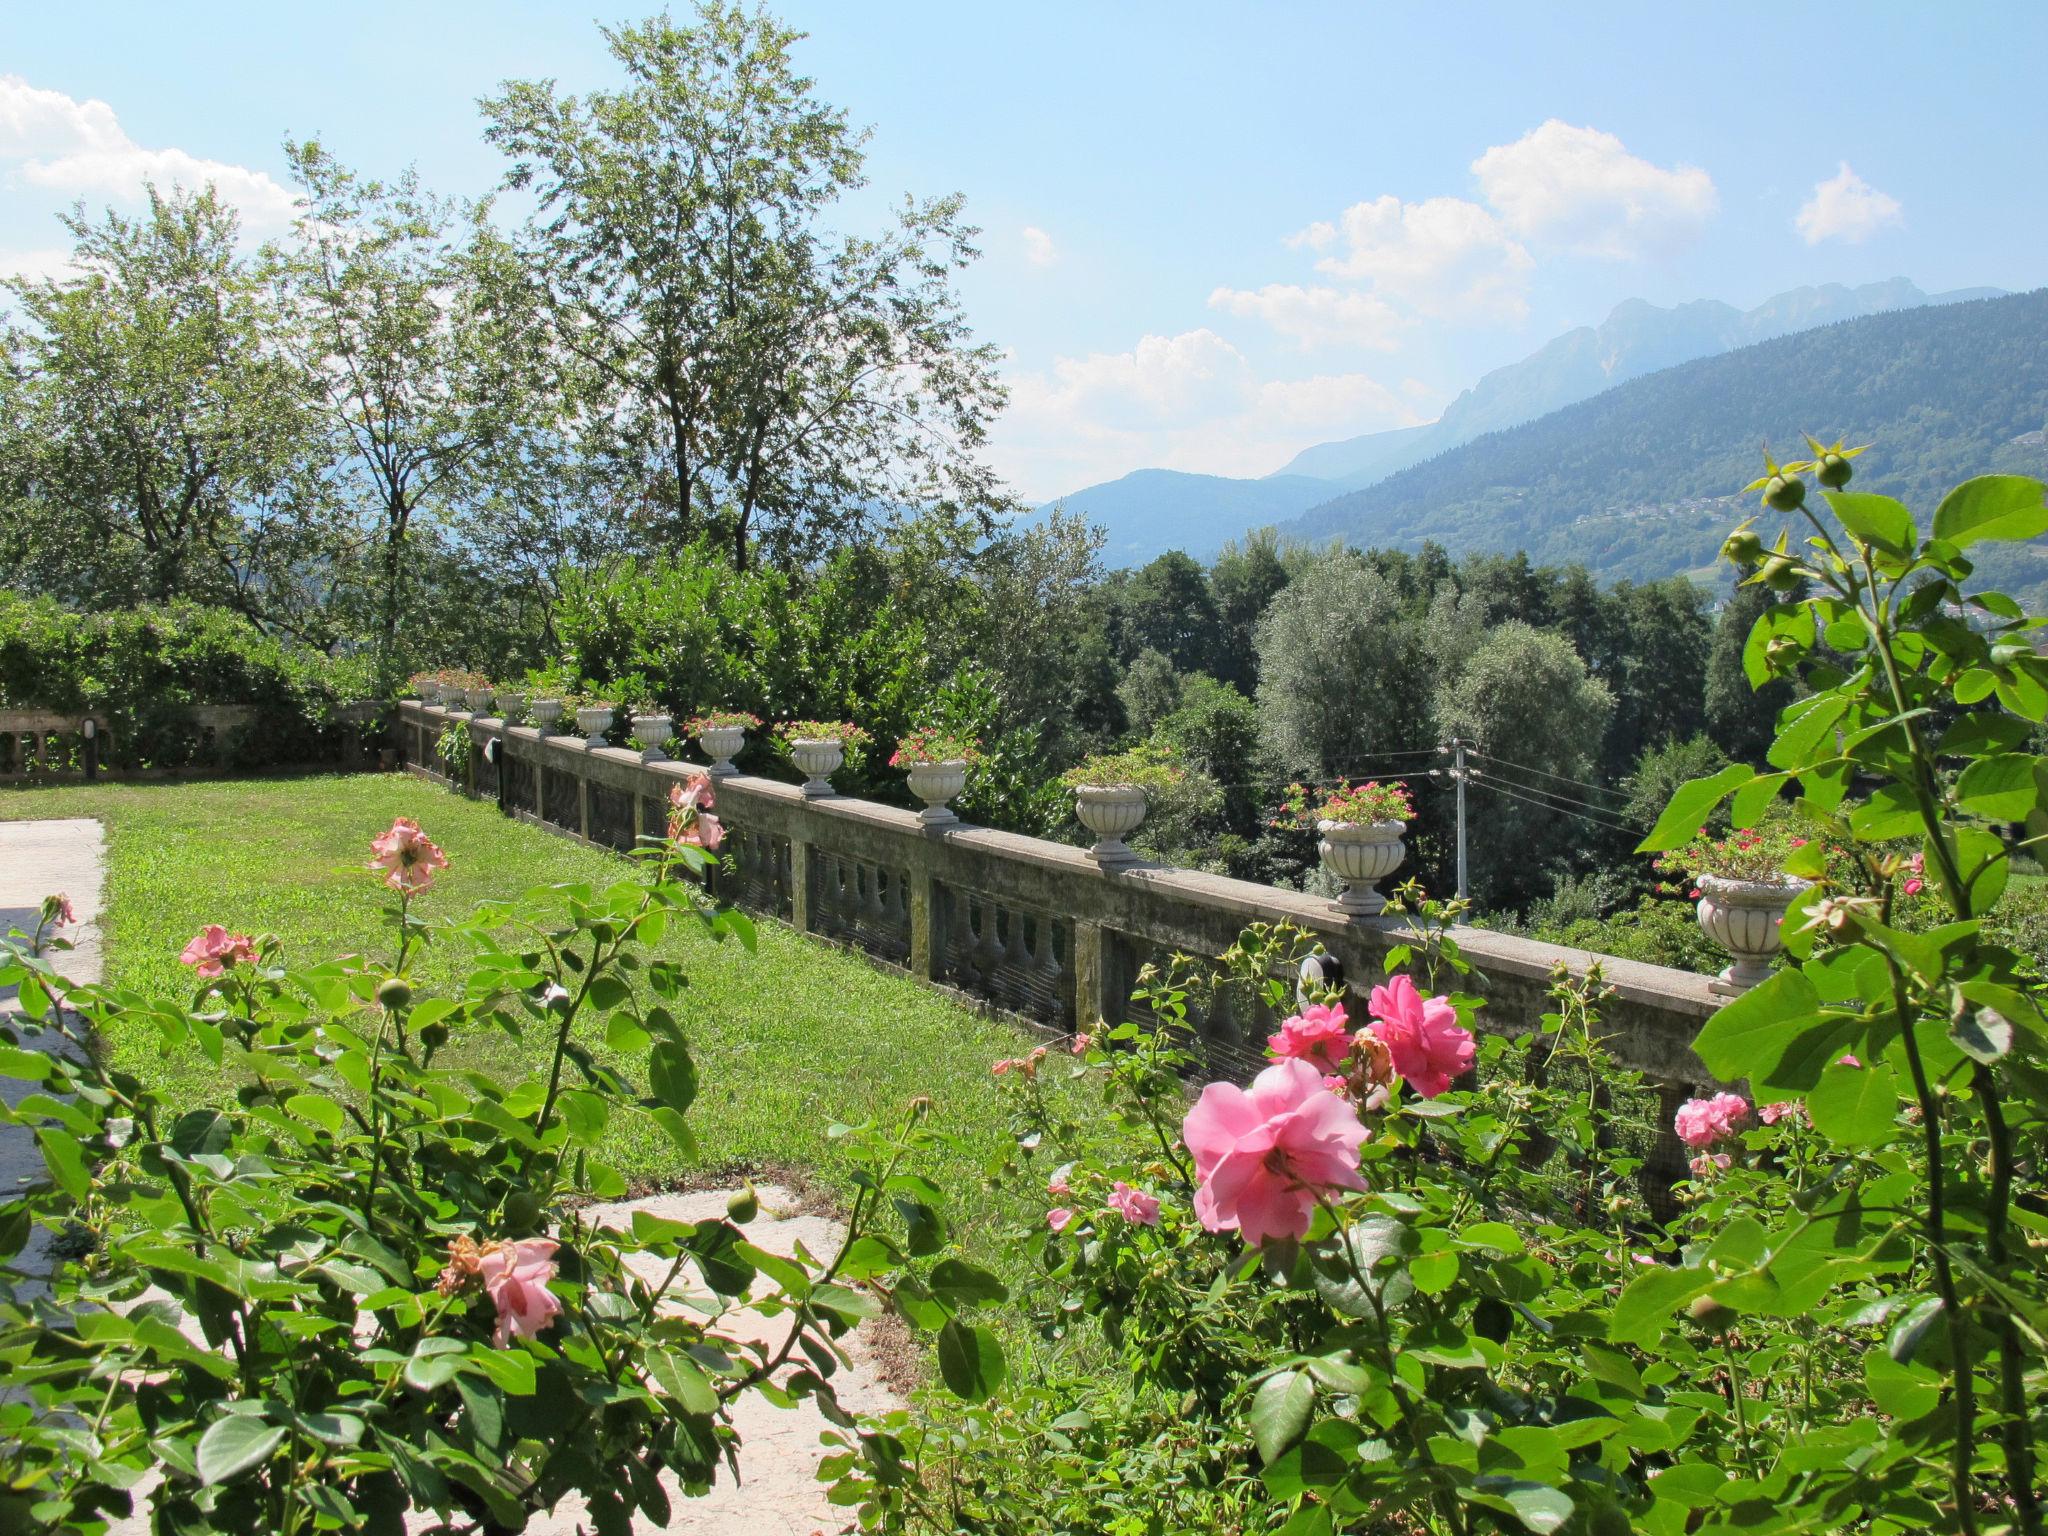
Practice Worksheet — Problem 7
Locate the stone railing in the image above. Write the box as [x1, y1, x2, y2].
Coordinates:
[0, 704, 386, 782]
[401, 701, 1725, 1193]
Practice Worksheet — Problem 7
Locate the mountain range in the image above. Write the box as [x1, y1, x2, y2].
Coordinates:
[1048, 278, 2006, 567]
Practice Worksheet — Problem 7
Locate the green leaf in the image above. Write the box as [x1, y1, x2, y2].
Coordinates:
[196, 1415, 287, 1486]
[1638, 765, 1755, 853]
[285, 1094, 345, 1135]
[1688, 967, 1822, 1084]
[1610, 1263, 1713, 1347]
[643, 1104, 698, 1160]
[1932, 474, 2048, 548]
[929, 1258, 1007, 1308]
[1467, 1477, 1575, 1535]
[1807, 1059, 1901, 1147]
[646, 1347, 718, 1415]
[1824, 491, 1916, 555]
[557, 1089, 609, 1145]
[35, 1128, 91, 1201]
[936, 1318, 1006, 1403]
[1250, 1369, 1316, 1465]
[1956, 754, 2040, 821]
[648, 1040, 698, 1117]
[1866, 1353, 1941, 1422]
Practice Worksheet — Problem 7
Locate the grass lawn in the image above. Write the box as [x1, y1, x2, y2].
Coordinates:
[0, 772, 1068, 1262]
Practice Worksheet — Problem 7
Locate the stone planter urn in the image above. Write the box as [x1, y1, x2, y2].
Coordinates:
[907, 760, 969, 826]
[631, 712, 674, 762]
[1074, 785, 1148, 864]
[496, 690, 528, 724]
[576, 704, 615, 750]
[791, 739, 844, 798]
[1696, 876, 1808, 996]
[530, 699, 564, 734]
[698, 724, 747, 778]
[417, 680, 441, 705]
[463, 686, 493, 715]
[1320, 819, 1407, 917]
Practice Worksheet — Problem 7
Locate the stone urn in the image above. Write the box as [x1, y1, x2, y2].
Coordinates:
[496, 690, 528, 725]
[1074, 785, 1148, 864]
[530, 699, 564, 734]
[1320, 819, 1407, 917]
[698, 724, 747, 777]
[631, 712, 674, 763]
[791, 739, 844, 798]
[418, 679, 443, 705]
[576, 704, 615, 750]
[1696, 875, 1808, 996]
[464, 685, 493, 715]
[907, 760, 969, 826]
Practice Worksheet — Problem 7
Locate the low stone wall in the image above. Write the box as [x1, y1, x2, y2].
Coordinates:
[401, 702, 1723, 1176]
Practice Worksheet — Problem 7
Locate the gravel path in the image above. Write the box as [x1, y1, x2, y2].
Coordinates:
[1, 817, 897, 1533]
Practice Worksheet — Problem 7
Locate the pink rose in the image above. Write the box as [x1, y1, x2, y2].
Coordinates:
[43, 893, 76, 928]
[667, 776, 724, 851]
[1182, 1058, 1368, 1246]
[1047, 1173, 1071, 1198]
[368, 817, 448, 894]
[476, 1237, 562, 1347]
[1107, 1181, 1160, 1227]
[1070, 1031, 1093, 1055]
[178, 924, 257, 979]
[1689, 1151, 1733, 1178]
[1047, 1207, 1075, 1234]
[1363, 975, 1474, 1099]
[1758, 1101, 1804, 1126]
[990, 1059, 1013, 1077]
[1267, 1002, 1353, 1074]
[1674, 1092, 1750, 1149]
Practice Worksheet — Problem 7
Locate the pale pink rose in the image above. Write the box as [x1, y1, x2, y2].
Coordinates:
[44, 893, 76, 928]
[1902, 851, 1925, 897]
[1758, 1101, 1804, 1126]
[667, 776, 724, 851]
[1689, 1151, 1734, 1177]
[1047, 1207, 1075, 1234]
[178, 924, 257, 979]
[1182, 1058, 1368, 1246]
[1070, 1031, 1093, 1055]
[1107, 1181, 1160, 1227]
[476, 1237, 562, 1347]
[1047, 1174, 1071, 1198]
[1364, 975, 1474, 1099]
[368, 817, 449, 894]
[1267, 1002, 1353, 1074]
[1674, 1092, 1750, 1150]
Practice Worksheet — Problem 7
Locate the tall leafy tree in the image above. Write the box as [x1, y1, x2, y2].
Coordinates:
[480, 4, 1007, 572]
[0, 188, 315, 627]
[279, 140, 541, 686]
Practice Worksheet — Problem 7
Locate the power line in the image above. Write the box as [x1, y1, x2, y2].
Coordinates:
[1468, 775, 1643, 839]
[1468, 766, 1646, 827]
[1466, 750, 1633, 804]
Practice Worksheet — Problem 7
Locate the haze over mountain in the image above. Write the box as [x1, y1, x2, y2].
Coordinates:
[1049, 278, 2004, 566]
[1276, 287, 2048, 606]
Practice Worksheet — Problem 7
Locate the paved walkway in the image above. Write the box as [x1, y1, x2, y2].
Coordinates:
[1, 818, 895, 1534]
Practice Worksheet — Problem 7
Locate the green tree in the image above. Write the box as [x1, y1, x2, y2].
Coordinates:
[1207, 529, 1291, 690]
[0, 188, 315, 628]
[1117, 550, 1221, 675]
[480, 4, 1007, 572]
[1117, 649, 1182, 736]
[1704, 582, 1795, 759]
[1433, 620, 1616, 907]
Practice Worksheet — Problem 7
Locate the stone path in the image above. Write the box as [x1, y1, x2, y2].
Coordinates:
[0, 818, 896, 1535]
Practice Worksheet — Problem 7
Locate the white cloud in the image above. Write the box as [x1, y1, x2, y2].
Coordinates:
[1795, 162, 1902, 245]
[0, 74, 296, 234]
[992, 329, 1431, 496]
[1021, 225, 1057, 266]
[1471, 120, 1716, 257]
[1298, 194, 1533, 319]
[1206, 283, 1405, 350]
[0, 247, 76, 284]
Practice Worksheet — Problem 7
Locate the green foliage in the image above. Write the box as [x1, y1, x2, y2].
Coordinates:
[0, 592, 373, 771]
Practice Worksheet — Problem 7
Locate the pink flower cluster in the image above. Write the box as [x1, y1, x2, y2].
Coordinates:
[1265, 977, 1475, 1102]
[179, 925, 258, 979]
[1674, 1091, 1751, 1155]
[369, 817, 449, 894]
[1902, 851, 1925, 898]
[667, 774, 724, 852]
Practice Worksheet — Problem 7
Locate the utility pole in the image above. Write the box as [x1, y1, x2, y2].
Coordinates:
[1436, 738, 1471, 902]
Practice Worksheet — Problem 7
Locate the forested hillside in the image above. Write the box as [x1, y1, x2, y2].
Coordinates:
[1282, 288, 2048, 602]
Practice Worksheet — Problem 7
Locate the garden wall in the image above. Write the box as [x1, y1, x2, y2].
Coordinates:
[401, 701, 1726, 1198]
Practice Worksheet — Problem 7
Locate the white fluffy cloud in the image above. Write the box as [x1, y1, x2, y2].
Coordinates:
[1795, 162, 1902, 245]
[1205, 282, 1406, 350]
[993, 328, 1430, 496]
[0, 74, 296, 234]
[1471, 120, 1716, 257]
[1293, 194, 1533, 320]
[1021, 225, 1057, 266]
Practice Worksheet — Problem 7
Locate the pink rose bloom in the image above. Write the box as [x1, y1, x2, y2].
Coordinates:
[178, 924, 258, 979]
[1674, 1092, 1751, 1149]
[1047, 1173, 1071, 1198]
[990, 1059, 1013, 1077]
[1758, 1101, 1804, 1126]
[1902, 851, 1925, 897]
[476, 1237, 562, 1347]
[1070, 1031, 1093, 1055]
[1267, 1002, 1353, 1074]
[1107, 1181, 1160, 1227]
[667, 776, 724, 851]
[1689, 1151, 1734, 1178]
[1047, 1207, 1075, 1234]
[1182, 1058, 1369, 1246]
[369, 817, 449, 894]
[44, 893, 76, 927]
[1364, 975, 1474, 1099]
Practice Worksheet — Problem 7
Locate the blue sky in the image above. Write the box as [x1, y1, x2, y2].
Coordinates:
[5, 2, 2043, 500]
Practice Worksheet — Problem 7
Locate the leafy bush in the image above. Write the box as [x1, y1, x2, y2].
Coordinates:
[0, 592, 374, 770]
